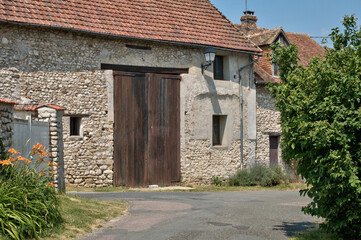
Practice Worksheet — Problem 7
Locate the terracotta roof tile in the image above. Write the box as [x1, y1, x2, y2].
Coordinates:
[286, 32, 326, 66]
[0, 0, 260, 53]
[38, 104, 66, 111]
[14, 104, 66, 111]
[0, 98, 17, 105]
[250, 27, 326, 83]
[249, 27, 283, 46]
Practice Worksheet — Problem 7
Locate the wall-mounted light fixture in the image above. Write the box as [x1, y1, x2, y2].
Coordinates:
[201, 46, 216, 74]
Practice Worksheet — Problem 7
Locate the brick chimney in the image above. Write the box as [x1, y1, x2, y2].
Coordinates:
[240, 11, 257, 30]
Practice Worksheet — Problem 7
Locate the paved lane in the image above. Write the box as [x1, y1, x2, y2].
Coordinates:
[72, 191, 317, 240]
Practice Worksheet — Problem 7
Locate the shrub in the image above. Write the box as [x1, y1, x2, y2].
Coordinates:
[268, 15, 361, 239]
[0, 143, 62, 240]
[211, 176, 225, 186]
[228, 165, 289, 187]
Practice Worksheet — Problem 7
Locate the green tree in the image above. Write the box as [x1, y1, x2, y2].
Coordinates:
[269, 15, 361, 239]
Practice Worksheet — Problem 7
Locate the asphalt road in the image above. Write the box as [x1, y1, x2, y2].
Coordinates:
[72, 191, 318, 240]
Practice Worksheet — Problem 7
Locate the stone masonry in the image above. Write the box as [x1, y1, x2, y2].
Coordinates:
[37, 106, 65, 191]
[0, 23, 256, 186]
[256, 85, 282, 166]
[0, 100, 16, 152]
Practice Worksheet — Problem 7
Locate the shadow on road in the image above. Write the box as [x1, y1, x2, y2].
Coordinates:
[273, 221, 315, 237]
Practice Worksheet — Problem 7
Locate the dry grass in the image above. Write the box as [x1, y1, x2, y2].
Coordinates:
[42, 194, 129, 240]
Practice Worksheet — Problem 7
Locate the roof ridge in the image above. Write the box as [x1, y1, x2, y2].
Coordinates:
[287, 31, 309, 36]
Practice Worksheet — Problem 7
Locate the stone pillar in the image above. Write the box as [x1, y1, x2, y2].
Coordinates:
[37, 106, 65, 192]
[0, 100, 17, 154]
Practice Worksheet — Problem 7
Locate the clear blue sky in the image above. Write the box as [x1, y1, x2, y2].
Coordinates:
[210, 0, 361, 47]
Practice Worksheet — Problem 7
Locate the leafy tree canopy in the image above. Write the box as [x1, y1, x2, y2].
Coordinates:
[269, 15, 361, 239]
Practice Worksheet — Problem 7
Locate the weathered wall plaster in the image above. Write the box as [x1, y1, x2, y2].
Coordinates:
[0, 23, 256, 185]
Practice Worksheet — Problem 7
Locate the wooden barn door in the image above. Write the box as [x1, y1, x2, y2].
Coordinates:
[148, 74, 180, 185]
[113, 72, 148, 186]
[113, 71, 180, 186]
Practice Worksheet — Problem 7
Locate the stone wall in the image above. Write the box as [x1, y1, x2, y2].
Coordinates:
[0, 102, 15, 151]
[256, 85, 282, 165]
[0, 69, 113, 187]
[0, 23, 255, 186]
[37, 107, 65, 191]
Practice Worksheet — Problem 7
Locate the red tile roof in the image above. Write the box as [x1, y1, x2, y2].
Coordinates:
[286, 32, 326, 66]
[14, 104, 66, 111]
[38, 104, 66, 111]
[0, 98, 17, 105]
[247, 28, 325, 83]
[0, 0, 260, 53]
[249, 27, 284, 46]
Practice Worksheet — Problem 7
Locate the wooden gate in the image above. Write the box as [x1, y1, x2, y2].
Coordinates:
[113, 71, 180, 186]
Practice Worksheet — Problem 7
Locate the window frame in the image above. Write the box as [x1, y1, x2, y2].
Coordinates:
[213, 55, 224, 80]
[212, 114, 228, 147]
[70, 116, 82, 137]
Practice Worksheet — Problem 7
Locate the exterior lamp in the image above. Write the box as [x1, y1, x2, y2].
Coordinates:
[202, 46, 216, 74]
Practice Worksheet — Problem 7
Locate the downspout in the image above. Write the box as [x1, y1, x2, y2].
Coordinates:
[239, 55, 260, 167]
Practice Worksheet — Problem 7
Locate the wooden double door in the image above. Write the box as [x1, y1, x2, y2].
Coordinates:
[113, 71, 180, 187]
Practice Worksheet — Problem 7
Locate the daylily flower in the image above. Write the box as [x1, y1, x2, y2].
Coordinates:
[17, 156, 27, 161]
[0, 160, 13, 166]
[8, 148, 20, 154]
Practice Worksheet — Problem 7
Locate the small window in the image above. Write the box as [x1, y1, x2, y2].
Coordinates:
[273, 64, 280, 77]
[70, 117, 82, 136]
[213, 55, 224, 80]
[212, 115, 227, 146]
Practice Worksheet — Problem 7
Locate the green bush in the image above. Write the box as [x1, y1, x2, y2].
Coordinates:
[269, 15, 361, 239]
[0, 144, 62, 240]
[211, 176, 225, 186]
[228, 165, 289, 187]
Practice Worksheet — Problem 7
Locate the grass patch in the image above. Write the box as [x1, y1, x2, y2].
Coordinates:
[42, 194, 128, 240]
[290, 226, 339, 240]
[67, 183, 307, 193]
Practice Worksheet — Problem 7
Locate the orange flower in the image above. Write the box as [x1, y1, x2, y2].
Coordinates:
[9, 157, 16, 162]
[47, 161, 58, 167]
[17, 156, 26, 161]
[48, 182, 55, 187]
[32, 143, 43, 154]
[0, 160, 13, 166]
[40, 150, 50, 157]
[8, 148, 20, 154]
[25, 158, 32, 164]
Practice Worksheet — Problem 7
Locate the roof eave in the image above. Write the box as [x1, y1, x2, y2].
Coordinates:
[0, 19, 261, 55]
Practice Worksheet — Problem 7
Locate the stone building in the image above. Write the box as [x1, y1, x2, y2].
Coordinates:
[236, 11, 326, 168]
[0, 0, 262, 186]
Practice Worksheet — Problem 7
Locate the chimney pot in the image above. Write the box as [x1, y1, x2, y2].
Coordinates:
[240, 10, 257, 30]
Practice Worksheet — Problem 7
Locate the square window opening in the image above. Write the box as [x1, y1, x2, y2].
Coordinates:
[212, 115, 227, 146]
[70, 117, 82, 136]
